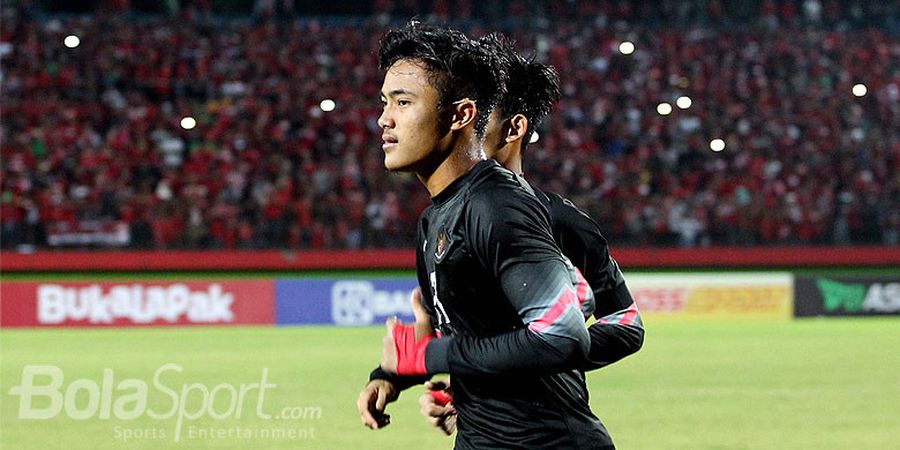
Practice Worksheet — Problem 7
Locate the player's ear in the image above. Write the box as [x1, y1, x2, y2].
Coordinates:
[505, 114, 528, 143]
[449, 98, 477, 131]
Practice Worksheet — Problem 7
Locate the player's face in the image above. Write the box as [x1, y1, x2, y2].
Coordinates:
[378, 60, 445, 172]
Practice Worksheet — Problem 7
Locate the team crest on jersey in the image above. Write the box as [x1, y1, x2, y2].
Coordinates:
[435, 231, 448, 260]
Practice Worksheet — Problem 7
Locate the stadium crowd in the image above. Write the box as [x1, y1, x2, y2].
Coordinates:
[1, 1, 898, 250]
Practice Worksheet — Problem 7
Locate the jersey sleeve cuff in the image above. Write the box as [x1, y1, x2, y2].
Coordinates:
[424, 336, 453, 374]
[369, 366, 393, 382]
[369, 366, 430, 391]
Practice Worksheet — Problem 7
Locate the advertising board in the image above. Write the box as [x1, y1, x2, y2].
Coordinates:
[0, 281, 274, 327]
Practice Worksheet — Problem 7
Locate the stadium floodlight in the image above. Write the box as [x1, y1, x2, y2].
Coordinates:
[852, 84, 867, 97]
[320, 99, 336, 112]
[530, 132, 539, 144]
[180, 117, 197, 130]
[64, 35, 80, 48]
[676, 96, 692, 109]
[657, 102, 673, 116]
[618, 41, 635, 55]
[710, 138, 726, 152]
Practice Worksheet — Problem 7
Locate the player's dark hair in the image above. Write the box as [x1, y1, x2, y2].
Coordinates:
[479, 33, 560, 150]
[379, 21, 504, 137]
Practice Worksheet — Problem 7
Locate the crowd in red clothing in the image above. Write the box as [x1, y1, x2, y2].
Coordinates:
[1, 3, 898, 250]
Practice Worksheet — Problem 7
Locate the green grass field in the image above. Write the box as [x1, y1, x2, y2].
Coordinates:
[2, 317, 899, 449]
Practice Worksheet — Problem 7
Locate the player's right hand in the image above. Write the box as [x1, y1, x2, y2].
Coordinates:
[357, 379, 398, 430]
[419, 378, 456, 435]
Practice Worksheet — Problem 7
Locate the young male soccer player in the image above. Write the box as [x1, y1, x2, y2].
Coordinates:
[417, 33, 645, 436]
[355, 23, 613, 448]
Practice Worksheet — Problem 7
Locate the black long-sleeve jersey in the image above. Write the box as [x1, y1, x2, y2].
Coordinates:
[533, 189, 644, 370]
[370, 166, 644, 385]
[375, 160, 615, 449]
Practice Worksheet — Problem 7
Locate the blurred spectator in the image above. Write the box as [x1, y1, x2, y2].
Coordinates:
[1, 2, 897, 250]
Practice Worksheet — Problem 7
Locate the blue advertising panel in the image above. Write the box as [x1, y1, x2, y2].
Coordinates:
[275, 278, 418, 325]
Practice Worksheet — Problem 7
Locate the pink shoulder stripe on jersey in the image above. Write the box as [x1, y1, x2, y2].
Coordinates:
[528, 287, 579, 333]
[598, 302, 640, 326]
[574, 267, 590, 305]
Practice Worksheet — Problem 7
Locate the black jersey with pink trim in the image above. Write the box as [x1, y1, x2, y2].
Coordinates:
[413, 159, 613, 449]
[532, 188, 644, 371]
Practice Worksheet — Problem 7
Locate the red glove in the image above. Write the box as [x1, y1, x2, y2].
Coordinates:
[393, 324, 434, 375]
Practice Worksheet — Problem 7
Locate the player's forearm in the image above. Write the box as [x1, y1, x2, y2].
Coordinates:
[387, 289, 592, 377]
[417, 259, 593, 376]
[422, 324, 589, 376]
[392, 258, 593, 375]
[581, 322, 644, 371]
[581, 300, 644, 371]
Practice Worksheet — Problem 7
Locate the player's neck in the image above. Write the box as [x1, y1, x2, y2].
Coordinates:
[419, 136, 485, 197]
[506, 153, 523, 176]
[493, 142, 523, 176]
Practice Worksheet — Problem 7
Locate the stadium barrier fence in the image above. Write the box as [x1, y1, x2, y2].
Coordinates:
[2, 248, 897, 327]
[1, 246, 898, 272]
